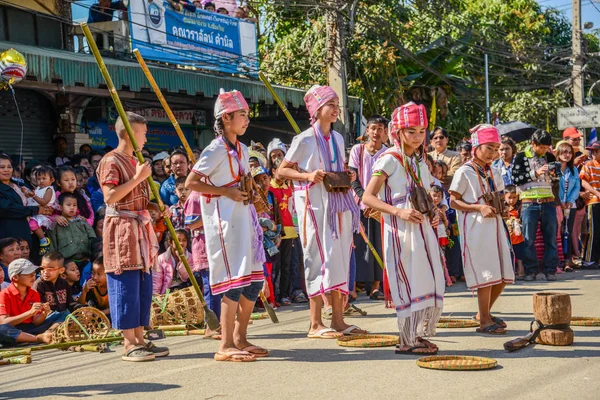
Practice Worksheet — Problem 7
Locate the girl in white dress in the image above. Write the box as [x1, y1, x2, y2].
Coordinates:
[449, 124, 514, 335]
[24, 166, 56, 252]
[278, 85, 364, 338]
[362, 102, 445, 355]
[186, 89, 268, 362]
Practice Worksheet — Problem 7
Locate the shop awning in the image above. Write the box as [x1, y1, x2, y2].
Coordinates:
[0, 40, 362, 113]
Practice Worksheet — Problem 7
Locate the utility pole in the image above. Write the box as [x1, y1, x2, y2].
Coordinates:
[572, 0, 584, 108]
[485, 54, 490, 124]
[327, 1, 351, 142]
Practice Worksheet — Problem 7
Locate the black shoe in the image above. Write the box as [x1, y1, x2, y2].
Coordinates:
[145, 341, 169, 357]
[523, 274, 536, 282]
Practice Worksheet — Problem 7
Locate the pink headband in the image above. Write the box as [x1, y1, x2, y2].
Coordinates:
[214, 89, 249, 119]
[304, 85, 338, 124]
[388, 102, 429, 146]
[469, 124, 500, 148]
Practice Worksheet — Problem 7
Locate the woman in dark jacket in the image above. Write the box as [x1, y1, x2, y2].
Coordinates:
[0, 153, 53, 247]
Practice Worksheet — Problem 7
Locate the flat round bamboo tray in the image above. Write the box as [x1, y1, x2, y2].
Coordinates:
[436, 318, 479, 328]
[337, 334, 399, 348]
[571, 317, 600, 326]
[417, 355, 498, 371]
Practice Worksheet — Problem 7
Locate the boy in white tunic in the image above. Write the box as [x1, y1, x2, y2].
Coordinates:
[278, 85, 364, 338]
[363, 102, 445, 355]
[186, 90, 268, 362]
[449, 124, 514, 335]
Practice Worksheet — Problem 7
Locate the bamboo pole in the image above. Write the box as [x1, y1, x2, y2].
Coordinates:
[258, 71, 386, 270]
[30, 336, 123, 351]
[133, 51, 278, 324]
[0, 355, 31, 365]
[0, 348, 31, 359]
[80, 23, 219, 331]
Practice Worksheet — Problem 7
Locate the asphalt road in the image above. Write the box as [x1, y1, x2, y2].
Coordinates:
[2, 270, 600, 400]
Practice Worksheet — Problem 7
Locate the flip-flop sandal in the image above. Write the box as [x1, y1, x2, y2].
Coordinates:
[395, 345, 438, 355]
[293, 293, 308, 303]
[337, 325, 367, 336]
[472, 315, 507, 329]
[322, 307, 333, 320]
[214, 351, 256, 362]
[343, 306, 363, 316]
[369, 290, 385, 300]
[307, 328, 342, 339]
[122, 345, 155, 362]
[240, 345, 269, 358]
[145, 341, 170, 357]
[476, 323, 506, 335]
[204, 329, 222, 340]
[417, 337, 438, 349]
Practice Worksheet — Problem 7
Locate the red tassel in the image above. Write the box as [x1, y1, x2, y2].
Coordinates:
[383, 272, 394, 309]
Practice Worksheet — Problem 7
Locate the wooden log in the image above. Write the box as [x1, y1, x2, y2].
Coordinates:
[533, 292, 573, 346]
[533, 292, 571, 325]
[536, 328, 574, 346]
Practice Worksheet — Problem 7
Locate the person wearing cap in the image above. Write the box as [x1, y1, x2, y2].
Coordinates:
[428, 127, 462, 189]
[450, 124, 514, 335]
[362, 102, 445, 354]
[512, 129, 559, 281]
[267, 138, 287, 171]
[186, 89, 268, 362]
[563, 127, 587, 167]
[580, 142, 600, 268]
[152, 151, 169, 184]
[0, 259, 59, 346]
[277, 85, 364, 338]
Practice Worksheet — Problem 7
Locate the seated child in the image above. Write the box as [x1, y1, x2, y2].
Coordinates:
[18, 239, 30, 261]
[153, 230, 193, 295]
[22, 166, 56, 253]
[91, 214, 105, 257]
[169, 177, 190, 230]
[61, 258, 82, 300]
[148, 201, 167, 251]
[79, 256, 109, 315]
[0, 259, 65, 346]
[0, 266, 8, 291]
[33, 252, 77, 313]
[433, 160, 449, 185]
[48, 193, 97, 271]
[0, 238, 21, 280]
[504, 185, 525, 279]
[74, 166, 91, 199]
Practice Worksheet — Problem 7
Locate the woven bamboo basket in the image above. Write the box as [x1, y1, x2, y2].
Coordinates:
[436, 318, 479, 328]
[417, 355, 498, 371]
[150, 287, 204, 327]
[570, 316, 600, 326]
[337, 334, 399, 348]
[51, 307, 111, 343]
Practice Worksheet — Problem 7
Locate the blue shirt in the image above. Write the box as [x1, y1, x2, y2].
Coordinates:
[90, 188, 105, 214]
[559, 167, 581, 205]
[87, 1, 123, 23]
[492, 158, 514, 187]
[160, 175, 179, 207]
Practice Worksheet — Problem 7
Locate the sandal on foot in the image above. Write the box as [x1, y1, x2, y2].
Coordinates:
[337, 325, 367, 336]
[293, 293, 308, 303]
[240, 345, 269, 358]
[307, 328, 342, 339]
[145, 341, 169, 357]
[395, 345, 438, 355]
[472, 315, 507, 329]
[322, 307, 333, 320]
[476, 323, 506, 335]
[369, 290, 385, 300]
[417, 337, 438, 349]
[214, 350, 256, 362]
[343, 305, 366, 316]
[122, 345, 155, 362]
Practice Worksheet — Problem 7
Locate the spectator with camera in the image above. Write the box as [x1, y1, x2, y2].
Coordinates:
[512, 130, 559, 281]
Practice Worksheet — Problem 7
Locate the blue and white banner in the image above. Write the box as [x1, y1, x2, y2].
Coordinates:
[129, 1, 258, 75]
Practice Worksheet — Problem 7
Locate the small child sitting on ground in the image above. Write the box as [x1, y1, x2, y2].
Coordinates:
[0, 259, 65, 346]
[153, 230, 193, 295]
[33, 252, 77, 313]
[61, 258, 82, 300]
[79, 256, 109, 315]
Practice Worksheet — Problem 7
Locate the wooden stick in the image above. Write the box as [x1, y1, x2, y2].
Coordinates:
[0, 348, 32, 359]
[155, 324, 188, 331]
[80, 23, 219, 332]
[0, 355, 31, 365]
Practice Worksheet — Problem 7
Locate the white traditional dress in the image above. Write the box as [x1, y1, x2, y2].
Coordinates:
[372, 151, 445, 346]
[191, 137, 265, 296]
[284, 127, 358, 298]
[449, 162, 515, 290]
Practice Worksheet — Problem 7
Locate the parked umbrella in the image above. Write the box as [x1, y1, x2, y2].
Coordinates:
[496, 121, 538, 143]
